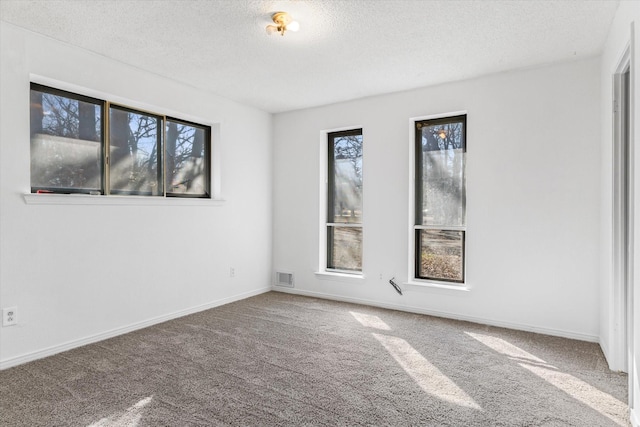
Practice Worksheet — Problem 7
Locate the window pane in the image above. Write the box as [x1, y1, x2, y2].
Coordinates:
[328, 226, 362, 271]
[418, 120, 465, 226]
[417, 229, 464, 282]
[329, 132, 363, 224]
[109, 106, 162, 195]
[166, 120, 209, 197]
[30, 87, 102, 192]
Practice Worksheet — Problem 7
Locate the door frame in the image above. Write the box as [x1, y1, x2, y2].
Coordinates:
[612, 42, 634, 406]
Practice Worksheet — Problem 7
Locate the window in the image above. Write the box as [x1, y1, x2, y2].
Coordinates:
[30, 85, 104, 194]
[414, 115, 466, 283]
[109, 105, 163, 195]
[165, 118, 211, 197]
[327, 129, 363, 272]
[30, 83, 211, 198]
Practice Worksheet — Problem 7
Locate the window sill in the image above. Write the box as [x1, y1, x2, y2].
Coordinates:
[315, 271, 365, 283]
[23, 193, 226, 207]
[404, 280, 470, 292]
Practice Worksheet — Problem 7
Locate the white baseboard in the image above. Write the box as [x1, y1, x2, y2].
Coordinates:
[0, 287, 271, 370]
[273, 287, 599, 343]
[632, 407, 639, 427]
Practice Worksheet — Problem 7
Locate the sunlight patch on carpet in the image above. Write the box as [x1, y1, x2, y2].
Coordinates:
[519, 363, 628, 426]
[466, 332, 627, 426]
[372, 333, 482, 410]
[87, 396, 153, 427]
[350, 311, 391, 330]
[465, 332, 546, 364]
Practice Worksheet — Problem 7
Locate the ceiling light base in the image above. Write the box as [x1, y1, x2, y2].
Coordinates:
[272, 12, 292, 27]
[266, 12, 298, 36]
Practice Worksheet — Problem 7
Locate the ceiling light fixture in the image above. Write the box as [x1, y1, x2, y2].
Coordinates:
[266, 12, 299, 36]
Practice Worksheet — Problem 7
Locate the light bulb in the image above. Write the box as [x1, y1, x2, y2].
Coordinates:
[287, 21, 300, 32]
[266, 25, 278, 35]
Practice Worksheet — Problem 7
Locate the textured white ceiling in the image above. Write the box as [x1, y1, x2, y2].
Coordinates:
[0, 0, 620, 113]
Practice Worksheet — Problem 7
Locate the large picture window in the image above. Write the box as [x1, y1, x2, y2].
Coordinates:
[30, 83, 211, 198]
[414, 115, 466, 283]
[327, 129, 363, 272]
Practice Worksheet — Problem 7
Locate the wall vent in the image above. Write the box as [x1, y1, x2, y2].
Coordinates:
[275, 271, 294, 288]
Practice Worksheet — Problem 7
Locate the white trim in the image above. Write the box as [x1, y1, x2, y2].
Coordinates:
[415, 225, 466, 231]
[411, 111, 469, 123]
[210, 122, 223, 200]
[30, 74, 218, 126]
[314, 271, 365, 282]
[0, 287, 270, 370]
[273, 287, 599, 343]
[611, 43, 632, 372]
[408, 119, 415, 285]
[23, 193, 226, 206]
[632, 407, 640, 427]
[404, 280, 470, 292]
[629, 21, 637, 413]
[319, 130, 328, 272]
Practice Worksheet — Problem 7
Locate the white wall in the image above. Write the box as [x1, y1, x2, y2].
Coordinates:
[0, 22, 273, 368]
[599, 1, 640, 425]
[273, 57, 602, 341]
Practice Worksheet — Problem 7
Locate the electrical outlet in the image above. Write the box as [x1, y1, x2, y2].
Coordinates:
[3, 307, 17, 326]
[230, 267, 235, 278]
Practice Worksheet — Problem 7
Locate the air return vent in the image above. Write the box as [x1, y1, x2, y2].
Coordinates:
[275, 271, 294, 288]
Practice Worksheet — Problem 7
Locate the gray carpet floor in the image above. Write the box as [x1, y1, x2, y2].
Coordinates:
[0, 291, 630, 426]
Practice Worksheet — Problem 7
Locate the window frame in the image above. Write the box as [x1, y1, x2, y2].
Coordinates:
[30, 83, 106, 195]
[165, 117, 212, 199]
[107, 103, 164, 196]
[325, 128, 364, 275]
[414, 228, 466, 283]
[29, 82, 213, 199]
[412, 113, 467, 285]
